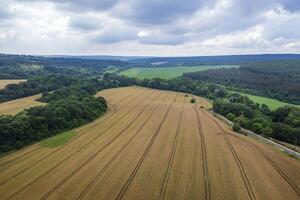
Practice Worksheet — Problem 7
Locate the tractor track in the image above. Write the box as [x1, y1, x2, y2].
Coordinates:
[6, 90, 160, 200]
[224, 136, 256, 200]
[115, 94, 178, 200]
[0, 89, 149, 186]
[76, 93, 169, 200]
[159, 99, 185, 200]
[202, 110, 300, 197]
[0, 87, 139, 168]
[260, 152, 300, 196]
[194, 107, 211, 200]
[37, 91, 164, 200]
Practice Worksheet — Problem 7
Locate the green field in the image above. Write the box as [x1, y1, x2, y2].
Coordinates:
[120, 65, 237, 79]
[234, 92, 300, 110]
[40, 131, 76, 148]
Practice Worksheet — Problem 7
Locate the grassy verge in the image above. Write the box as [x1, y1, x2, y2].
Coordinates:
[120, 65, 237, 79]
[40, 130, 77, 148]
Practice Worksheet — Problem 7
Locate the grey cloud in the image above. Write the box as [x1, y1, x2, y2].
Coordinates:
[0, 1, 13, 21]
[94, 27, 138, 44]
[140, 34, 186, 45]
[281, 0, 300, 12]
[21, 0, 120, 11]
[69, 16, 102, 31]
[115, 0, 213, 25]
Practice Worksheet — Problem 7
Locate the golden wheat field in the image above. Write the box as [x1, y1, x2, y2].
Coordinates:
[0, 94, 46, 115]
[0, 86, 299, 200]
[0, 80, 26, 89]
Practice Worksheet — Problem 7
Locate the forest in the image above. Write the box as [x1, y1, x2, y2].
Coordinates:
[184, 60, 300, 104]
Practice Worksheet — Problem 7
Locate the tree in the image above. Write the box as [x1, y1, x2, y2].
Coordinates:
[226, 113, 235, 121]
[233, 123, 241, 132]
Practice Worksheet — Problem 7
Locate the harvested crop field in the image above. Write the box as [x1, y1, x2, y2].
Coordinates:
[0, 79, 26, 89]
[0, 86, 299, 200]
[0, 94, 46, 115]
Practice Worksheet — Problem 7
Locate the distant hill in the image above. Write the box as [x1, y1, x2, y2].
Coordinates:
[0, 54, 128, 79]
[43, 55, 152, 61]
[128, 54, 300, 67]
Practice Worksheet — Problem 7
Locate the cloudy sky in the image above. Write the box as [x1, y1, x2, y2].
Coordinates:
[0, 0, 300, 56]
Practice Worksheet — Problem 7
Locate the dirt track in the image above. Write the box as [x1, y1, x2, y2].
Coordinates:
[0, 86, 299, 200]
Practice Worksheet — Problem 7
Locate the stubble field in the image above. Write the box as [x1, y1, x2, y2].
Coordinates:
[0, 86, 299, 200]
[0, 94, 46, 115]
[0, 80, 26, 89]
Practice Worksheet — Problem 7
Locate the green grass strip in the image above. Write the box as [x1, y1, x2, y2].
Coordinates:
[40, 130, 77, 148]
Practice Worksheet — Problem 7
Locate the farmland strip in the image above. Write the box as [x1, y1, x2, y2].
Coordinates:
[194, 107, 211, 200]
[77, 93, 169, 200]
[38, 91, 164, 200]
[159, 99, 185, 200]
[224, 136, 256, 200]
[6, 90, 159, 200]
[115, 94, 178, 200]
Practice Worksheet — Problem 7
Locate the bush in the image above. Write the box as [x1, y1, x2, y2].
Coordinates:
[190, 98, 196, 103]
[233, 123, 241, 132]
[226, 113, 235, 121]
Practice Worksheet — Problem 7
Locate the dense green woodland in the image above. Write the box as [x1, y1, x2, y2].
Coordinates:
[184, 60, 300, 104]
